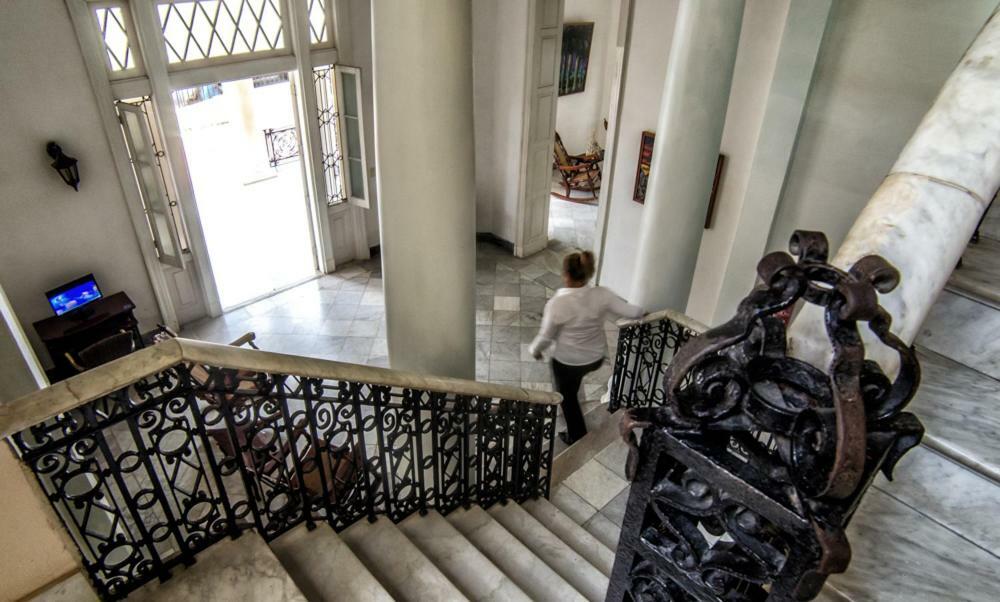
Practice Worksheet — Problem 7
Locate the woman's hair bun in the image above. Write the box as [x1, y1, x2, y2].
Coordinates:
[563, 250, 596, 283]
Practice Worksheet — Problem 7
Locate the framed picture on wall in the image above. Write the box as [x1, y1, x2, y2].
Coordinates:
[559, 23, 594, 96]
[633, 131, 655, 203]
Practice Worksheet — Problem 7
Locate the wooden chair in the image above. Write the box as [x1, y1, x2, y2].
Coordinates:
[553, 132, 603, 201]
[181, 331, 364, 507]
[65, 330, 137, 372]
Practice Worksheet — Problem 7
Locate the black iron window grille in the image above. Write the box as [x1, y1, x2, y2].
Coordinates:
[606, 231, 923, 601]
[13, 360, 555, 599]
[263, 126, 300, 167]
[314, 65, 346, 206]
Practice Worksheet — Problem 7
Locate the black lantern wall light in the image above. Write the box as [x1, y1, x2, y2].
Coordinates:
[46, 142, 80, 191]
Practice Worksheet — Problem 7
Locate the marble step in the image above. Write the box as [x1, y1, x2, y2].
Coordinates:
[446, 505, 587, 602]
[398, 510, 531, 602]
[270, 523, 393, 602]
[828, 483, 1000, 601]
[916, 288, 1000, 380]
[131, 532, 306, 601]
[339, 516, 467, 602]
[909, 348, 1000, 483]
[487, 502, 609, 601]
[521, 496, 616, 576]
[27, 572, 97, 601]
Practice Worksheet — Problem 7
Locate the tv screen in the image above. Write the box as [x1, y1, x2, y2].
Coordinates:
[46, 274, 103, 316]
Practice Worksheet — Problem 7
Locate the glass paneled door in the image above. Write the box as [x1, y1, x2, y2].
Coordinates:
[173, 72, 318, 309]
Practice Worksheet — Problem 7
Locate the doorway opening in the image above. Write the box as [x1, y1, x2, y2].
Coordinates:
[173, 72, 318, 309]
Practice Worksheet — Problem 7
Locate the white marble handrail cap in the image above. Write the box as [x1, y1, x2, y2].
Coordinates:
[617, 308, 708, 334]
[0, 337, 562, 440]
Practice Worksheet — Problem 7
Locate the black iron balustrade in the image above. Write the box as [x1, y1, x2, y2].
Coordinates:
[609, 309, 705, 413]
[10, 346, 556, 600]
[606, 230, 924, 601]
[263, 125, 300, 167]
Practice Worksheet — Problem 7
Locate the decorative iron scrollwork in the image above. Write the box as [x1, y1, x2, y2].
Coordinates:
[14, 363, 555, 599]
[608, 230, 924, 601]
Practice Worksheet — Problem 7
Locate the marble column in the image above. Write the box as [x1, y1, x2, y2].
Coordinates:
[371, 1, 476, 379]
[788, 9, 1000, 376]
[630, 0, 745, 311]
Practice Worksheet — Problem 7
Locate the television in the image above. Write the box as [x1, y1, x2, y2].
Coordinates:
[46, 274, 103, 317]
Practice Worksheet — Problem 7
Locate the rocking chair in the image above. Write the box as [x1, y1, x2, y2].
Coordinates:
[553, 132, 603, 201]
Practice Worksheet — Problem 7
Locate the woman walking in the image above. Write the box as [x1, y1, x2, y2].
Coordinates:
[529, 251, 644, 445]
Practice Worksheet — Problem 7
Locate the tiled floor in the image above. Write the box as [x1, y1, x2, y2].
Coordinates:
[180, 240, 615, 399]
[548, 195, 598, 252]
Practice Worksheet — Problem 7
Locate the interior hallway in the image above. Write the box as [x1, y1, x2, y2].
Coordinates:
[180, 240, 616, 400]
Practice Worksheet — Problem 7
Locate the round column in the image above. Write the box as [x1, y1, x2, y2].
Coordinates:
[372, 1, 477, 378]
[788, 10, 1000, 376]
[630, 0, 745, 311]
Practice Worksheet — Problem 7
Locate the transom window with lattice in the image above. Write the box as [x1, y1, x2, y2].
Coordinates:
[91, 1, 141, 77]
[156, 0, 288, 65]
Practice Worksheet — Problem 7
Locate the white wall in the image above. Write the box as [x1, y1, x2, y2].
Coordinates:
[684, 0, 791, 324]
[345, 0, 382, 249]
[555, 0, 619, 154]
[597, 0, 679, 297]
[0, 0, 162, 366]
[472, 0, 530, 242]
[767, 0, 997, 256]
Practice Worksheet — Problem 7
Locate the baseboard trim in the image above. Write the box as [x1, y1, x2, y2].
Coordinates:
[369, 244, 381, 258]
[476, 232, 515, 253]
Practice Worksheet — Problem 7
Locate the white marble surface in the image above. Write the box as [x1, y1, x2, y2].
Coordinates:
[340, 517, 467, 602]
[522, 497, 616, 576]
[550, 483, 601, 524]
[131, 533, 306, 601]
[488, 503, 609, 601]
[789, 10, 1000, 376]
[829, 488, 1000, 601]
[916, 289, 1000, 380]
[875, 445, 1000, 557]
[907, 348, 1000, 478]
[562, 458, 628, 510]
[270, 523, 393, 602]
[399, 510, 531, 602]
[446, 506, 586, 602]
[28, 573, 96, 602]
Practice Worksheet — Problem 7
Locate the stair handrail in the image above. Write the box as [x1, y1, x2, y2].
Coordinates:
[0, 336, 561, 440]
[615, 306, 708, 334]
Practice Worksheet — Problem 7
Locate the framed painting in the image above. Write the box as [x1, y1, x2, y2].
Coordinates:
[633, 130, 655, 203]
[559, 23, 594, 96]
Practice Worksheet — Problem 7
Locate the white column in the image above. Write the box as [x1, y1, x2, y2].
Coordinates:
[372, 1, 477, 379]
[630, 0, 745, 310]
[788, 10, 1000, 375]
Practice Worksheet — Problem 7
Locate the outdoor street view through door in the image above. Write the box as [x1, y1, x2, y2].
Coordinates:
[174, 72, 317, 309]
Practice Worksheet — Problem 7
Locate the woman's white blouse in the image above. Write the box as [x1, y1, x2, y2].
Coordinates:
[529, 286, 644, 366]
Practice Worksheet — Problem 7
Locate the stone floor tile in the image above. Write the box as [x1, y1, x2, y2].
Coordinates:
[600, 487, 630, 527]
[492, 310, 520, 326]
[489, 360, 521, 381]
[490, 342, 520, 361]
[494, 296, 520, 311]
[550, 484, 599, 525]
[564, 459, 629, 510]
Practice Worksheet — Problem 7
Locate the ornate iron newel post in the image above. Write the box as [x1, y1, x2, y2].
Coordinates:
[608, 231, 924, 601]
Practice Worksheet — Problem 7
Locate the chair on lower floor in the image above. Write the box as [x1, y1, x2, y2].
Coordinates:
[553, 131, 604, 201]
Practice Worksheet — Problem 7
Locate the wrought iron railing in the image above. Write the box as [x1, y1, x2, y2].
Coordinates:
[4, 338, 558, 600]
[608, 308, 707, 412]
[263, 126, 300, 167]
[606, 231, 923, 601]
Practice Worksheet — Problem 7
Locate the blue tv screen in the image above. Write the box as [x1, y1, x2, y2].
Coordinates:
[47, 275, 103, 316]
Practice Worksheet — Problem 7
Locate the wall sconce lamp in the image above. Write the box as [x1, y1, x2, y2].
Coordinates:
[46, 142, 80, 191]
